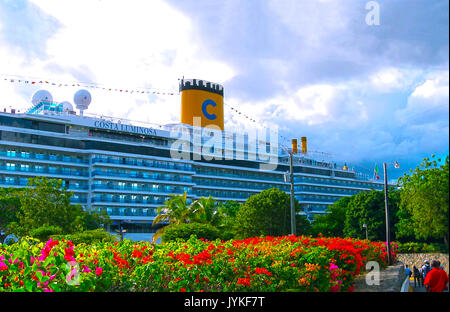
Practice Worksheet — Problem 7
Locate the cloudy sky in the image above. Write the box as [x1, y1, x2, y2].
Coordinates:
[0, 0, 448, 181]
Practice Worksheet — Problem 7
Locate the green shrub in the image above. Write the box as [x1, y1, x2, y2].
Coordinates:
[30, 225, 63, 241]
[161, 222, 220, 243]
[51, 228, 117, 244]
[396, 241, 448, 253]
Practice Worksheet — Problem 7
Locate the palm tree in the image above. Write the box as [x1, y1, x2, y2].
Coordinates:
[152, 192, 203, 242]
[190, 196, 223, 228]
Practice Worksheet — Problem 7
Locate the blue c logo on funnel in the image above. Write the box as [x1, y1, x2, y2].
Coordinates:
[202, 99, 217, 120]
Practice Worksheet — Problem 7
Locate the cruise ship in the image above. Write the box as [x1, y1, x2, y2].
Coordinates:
[0, 78, 384, 241]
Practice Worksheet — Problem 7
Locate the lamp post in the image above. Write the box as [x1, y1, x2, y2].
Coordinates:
[289, 152, 296, 236]
[383, 162, 392, 265]
[383, 161, 399, 265]
[363, 223, 368, 240]
[114, 221, 127, 241]
[284, 152, 296, 236]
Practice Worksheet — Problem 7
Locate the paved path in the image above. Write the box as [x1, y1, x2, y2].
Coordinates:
[408, 277, 426, 292]
[408, 277, 449, 292]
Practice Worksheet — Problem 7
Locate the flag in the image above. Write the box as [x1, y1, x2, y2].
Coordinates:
[374, 164, 380, 180]
[394, 161, 400, 168]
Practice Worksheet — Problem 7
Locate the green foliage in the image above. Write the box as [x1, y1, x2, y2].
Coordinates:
[161, 223, 221, 243]
[50, 229, 117, 245]
[311, 197, 350, 237]
[30, 225, 62, 242]
[3, 177, 110, 240]
[234, 187, 308, 238]
[190, 196, 223, 227]
[395, 241, 448, 254]
[343, 189, 400, 241]
[310, 189, 400, 242]
[152, 192, 201, 242]
[0, 187, 23, 243]
[217, 201, 242, 240]
[397, 155, 449, 247]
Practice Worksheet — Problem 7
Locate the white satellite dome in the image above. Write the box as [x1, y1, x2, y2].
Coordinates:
[31, 90, 53, 106]
[73, 89, 91, 110]
[60, 101, 74, 112]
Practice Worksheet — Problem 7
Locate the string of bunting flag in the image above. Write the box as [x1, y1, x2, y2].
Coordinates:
[4, 73, 295, 149]
[0, 74, 178, 96]
[223, 101, 293, 148]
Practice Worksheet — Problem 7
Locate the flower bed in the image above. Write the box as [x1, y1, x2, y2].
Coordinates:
[0, 235, 396, 292]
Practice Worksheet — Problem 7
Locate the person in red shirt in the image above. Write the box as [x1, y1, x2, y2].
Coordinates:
[424, 260, 449, 292]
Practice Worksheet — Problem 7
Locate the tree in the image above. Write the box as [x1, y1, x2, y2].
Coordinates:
[343, 189, 400, 241]
[216, 201, 242, 240]
[0, 187, 23, 243]
[311, 196, 351, 237]
[397, 155, 449, 248]
[234, 187, 309, 238]
[152, 191, 202, 242]
[7, 177, 110, 240]
[190, 196, 223, 227]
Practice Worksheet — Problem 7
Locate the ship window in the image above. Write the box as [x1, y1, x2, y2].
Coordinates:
[6, 163, 15, 170]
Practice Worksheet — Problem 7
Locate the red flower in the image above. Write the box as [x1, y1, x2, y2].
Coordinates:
[237, 278, 251, 287]
[64, 247, 76, 262]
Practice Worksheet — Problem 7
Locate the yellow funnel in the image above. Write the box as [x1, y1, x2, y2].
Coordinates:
[292, 139, 298, 154]
[301, 137, 307, 154]
[180, 78, 224, 130]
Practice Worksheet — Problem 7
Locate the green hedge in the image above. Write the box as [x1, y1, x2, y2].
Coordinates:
[50, 229, 117, 245]
[161, 223, 220, 243]
[396, 242, 448, 254]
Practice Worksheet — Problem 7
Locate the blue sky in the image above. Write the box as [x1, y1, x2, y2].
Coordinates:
[0, 0, 448, 182]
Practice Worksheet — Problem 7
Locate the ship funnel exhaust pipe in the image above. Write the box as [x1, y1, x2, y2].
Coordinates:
[301, 137, 307, 154]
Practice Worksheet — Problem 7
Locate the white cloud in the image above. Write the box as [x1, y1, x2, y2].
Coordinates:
[1, 0, 235, 125]
[397, 70, 449, 125]
[369, 67, 421, 92]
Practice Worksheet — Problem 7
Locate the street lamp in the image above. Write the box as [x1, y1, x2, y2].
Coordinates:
[283, 153, 296, 236]
[362, 223, 368, 240]
[382, 161, 400, 265]
[114, 220, 127, 241]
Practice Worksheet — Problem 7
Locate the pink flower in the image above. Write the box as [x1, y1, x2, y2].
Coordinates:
[329, 263, 339, 271]
[81, 265, 91, 273]
[95, 267, 103, 276]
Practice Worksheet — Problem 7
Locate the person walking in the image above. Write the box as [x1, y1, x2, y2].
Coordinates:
[422, 260, 431, 281]
[413, 266, 422, 287]
[405, 265, 412, 278]
[424, 260, 449, 292]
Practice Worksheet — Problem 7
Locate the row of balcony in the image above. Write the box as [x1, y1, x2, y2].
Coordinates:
[93, 207, 158, 217]
[92, 170, 193, 183]
[0, 164, 88, 177]
[92, 157, 192, 172]
[195, 168, 283, 183]
[1, 150, 88, 164]
[93, 184, 190, 194]
[295, 177, 382, 189]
